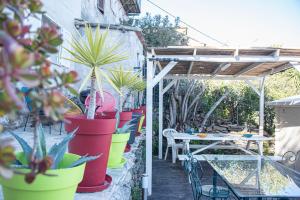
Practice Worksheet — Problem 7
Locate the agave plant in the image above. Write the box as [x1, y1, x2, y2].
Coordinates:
[9, 125, 99, 183]
[114, 111, 134, 134]
[64, 25, 127, 119]
[109, 66, 140, 111]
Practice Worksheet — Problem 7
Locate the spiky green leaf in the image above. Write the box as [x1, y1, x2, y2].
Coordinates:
[9, 131, 32, 161]
[68, 154, 101, 168]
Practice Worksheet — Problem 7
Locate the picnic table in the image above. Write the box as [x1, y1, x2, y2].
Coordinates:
[172, 133, 273, 155]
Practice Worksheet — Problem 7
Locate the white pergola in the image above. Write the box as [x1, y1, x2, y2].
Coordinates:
[145, 46, 300, 195]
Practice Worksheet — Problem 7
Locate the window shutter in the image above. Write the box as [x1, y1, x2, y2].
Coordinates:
[98, 0, 104, 14]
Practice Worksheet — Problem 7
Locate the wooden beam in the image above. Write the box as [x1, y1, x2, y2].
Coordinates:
[245, 80, 260, 96]
[162, 80, 176, 94]
[261, 62, 292, 76]
[187, 48, 197, 74]
[150, 55, 300, 63]
[151, 49, 162, 71]
[234, 63, 264, 77]
[164, 74, 260, 80]
[234, 48, 239, 59]
[211, 63, 228, 78]
[151, 61, 178, 87]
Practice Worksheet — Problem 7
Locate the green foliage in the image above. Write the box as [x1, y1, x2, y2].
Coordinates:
[109, 66, 140, 92]
[124, 13, 188, 47]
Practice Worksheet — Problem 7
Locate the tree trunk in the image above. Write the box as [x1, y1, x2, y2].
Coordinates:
[199, 90, 229, 132]
[87, 77, 96, 119]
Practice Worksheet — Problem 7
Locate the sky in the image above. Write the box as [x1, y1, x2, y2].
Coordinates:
[140, 0, 300, 48]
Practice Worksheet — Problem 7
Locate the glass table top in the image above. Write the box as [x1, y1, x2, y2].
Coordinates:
[203, 154, 300, 198]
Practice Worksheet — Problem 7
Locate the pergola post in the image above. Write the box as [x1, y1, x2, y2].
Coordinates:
[258, 77, 265, 154]
[146, 59, 154, 195]
[158, 80, 163, 159]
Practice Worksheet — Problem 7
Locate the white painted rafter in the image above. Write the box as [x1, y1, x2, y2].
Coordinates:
[187, 48, 197, 74]
[163, 80, 176, 94]
[234, 63, 264, 77]
[150, 55, 300, 63]
[164, 74, 260, 80]
[151, 61, 178, 87]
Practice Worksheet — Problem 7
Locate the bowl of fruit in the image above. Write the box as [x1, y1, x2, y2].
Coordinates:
[197, 133, 207, 138]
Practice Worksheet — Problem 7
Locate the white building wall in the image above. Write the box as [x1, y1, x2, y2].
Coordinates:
[40, 0, 144, 109]
[274, 107, 300, 156]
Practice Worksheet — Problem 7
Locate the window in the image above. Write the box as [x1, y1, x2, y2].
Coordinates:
[97, 0, 104, 14]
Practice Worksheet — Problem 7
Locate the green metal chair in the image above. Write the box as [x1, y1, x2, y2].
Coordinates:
[189, 157, 230, 200]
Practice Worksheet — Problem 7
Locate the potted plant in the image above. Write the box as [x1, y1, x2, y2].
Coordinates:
[107, 112, 133, 168]
[107, 66, 140, 127]
[64, 25, 126, 192]
[0, 1, 95, 199]
[109, 67, 143, 151]
[1, 129, 98, 200]
[129, 78, 146, 136]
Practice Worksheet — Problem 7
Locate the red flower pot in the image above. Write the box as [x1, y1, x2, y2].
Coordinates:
[64, 114, 116, 192]
[119, 111, 132, 127]
[103, 111, 132, 128]
[131, 108, 144, 133]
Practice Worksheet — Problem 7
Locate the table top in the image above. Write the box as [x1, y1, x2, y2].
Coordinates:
[203, 154, 300, 198]
[172, 132, 273, 141]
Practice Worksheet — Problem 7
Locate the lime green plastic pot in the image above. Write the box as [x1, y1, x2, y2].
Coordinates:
[108, 133, 130, 168]
[0, 153, 85, 200]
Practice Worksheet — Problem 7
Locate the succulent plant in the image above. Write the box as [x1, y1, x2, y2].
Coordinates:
[114, 111, 134, 134]
[10, 125, 99, 183]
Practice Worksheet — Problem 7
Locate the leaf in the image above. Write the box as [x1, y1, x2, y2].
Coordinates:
[9, 131, 32, 161]
[100, 69, 122, 95]
[67, 154, 101, 168]
[117, 119, 135, 133]
[78, 68, 93, 93]
[66, 85, 78, 96]
[38, 123, 47, 157]
[48, 128, 78, 168]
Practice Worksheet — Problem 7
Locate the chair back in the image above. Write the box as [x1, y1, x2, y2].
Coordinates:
[189, 169, 202, 200]
[282, 151, 296, 170]
[162, 129, 177, 146]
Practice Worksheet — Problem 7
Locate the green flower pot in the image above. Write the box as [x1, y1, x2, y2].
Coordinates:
[108, 133, 130, 168]
[0, 153, 85, 200]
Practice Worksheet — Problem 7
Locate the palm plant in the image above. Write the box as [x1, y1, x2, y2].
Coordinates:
[109, 66, 140, 111]
[64, 25, 127, 119]
[129, 78, 146, 108]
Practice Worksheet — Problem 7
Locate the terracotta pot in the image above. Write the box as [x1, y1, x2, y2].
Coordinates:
[64, 114, 116, 192]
